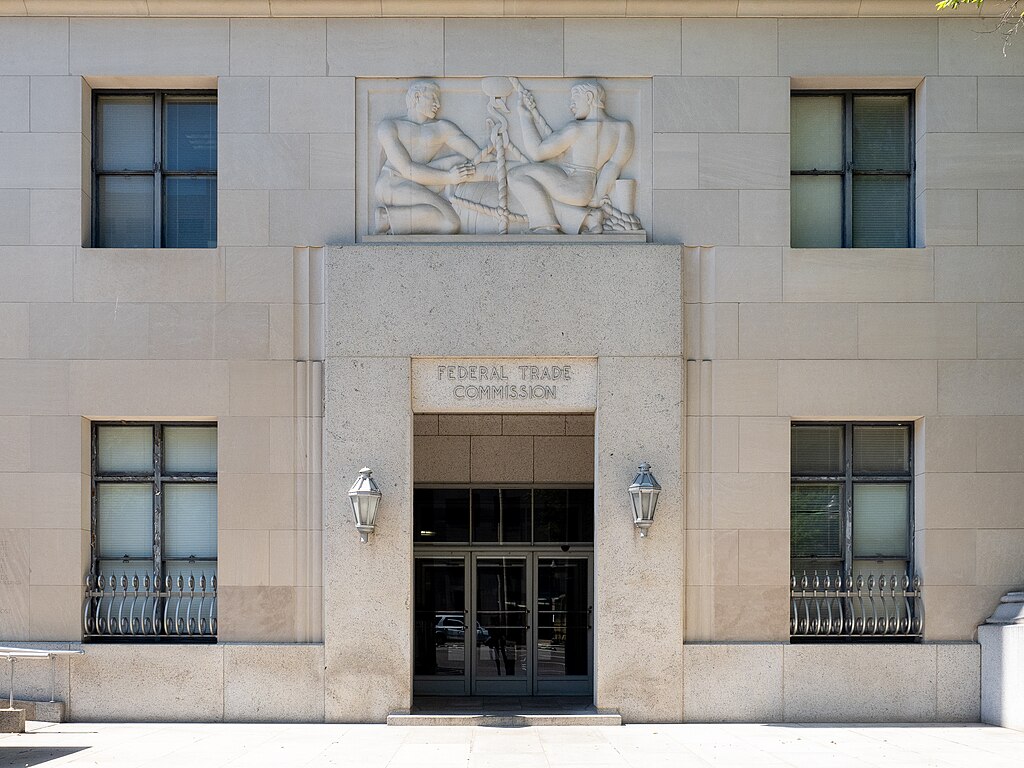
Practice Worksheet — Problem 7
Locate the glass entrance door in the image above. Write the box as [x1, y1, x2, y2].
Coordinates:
[414, 552, 593, 696]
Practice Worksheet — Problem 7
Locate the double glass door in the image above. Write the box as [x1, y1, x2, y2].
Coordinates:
[414, 552, 593, 696]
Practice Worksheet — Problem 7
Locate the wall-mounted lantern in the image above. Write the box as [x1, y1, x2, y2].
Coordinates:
[628, 462, 661, 538]
[348, 467, 382, 543]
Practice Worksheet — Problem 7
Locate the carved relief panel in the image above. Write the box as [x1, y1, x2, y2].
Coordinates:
[357, 78, 651, 240]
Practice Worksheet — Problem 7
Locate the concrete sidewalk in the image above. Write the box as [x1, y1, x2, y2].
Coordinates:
[1, 721, 1023, 768]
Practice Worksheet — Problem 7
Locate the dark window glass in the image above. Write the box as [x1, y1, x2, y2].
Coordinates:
[471, 488, 530, 544]
[414, 488, 470, 543]
[535, 489, 594, 544]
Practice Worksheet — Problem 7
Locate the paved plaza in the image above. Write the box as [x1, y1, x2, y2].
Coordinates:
[1, 721, 1023, 768]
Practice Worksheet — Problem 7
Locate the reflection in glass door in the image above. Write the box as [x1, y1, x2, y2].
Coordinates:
[413, 557, 468, 695]
[473, 556, 530, 695]
[536, 557, 592, 695]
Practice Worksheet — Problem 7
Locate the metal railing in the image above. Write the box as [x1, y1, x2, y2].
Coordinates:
[83, 570, 217, 639]
[0, 646, 84, 709]
[790, 571, 924, 639]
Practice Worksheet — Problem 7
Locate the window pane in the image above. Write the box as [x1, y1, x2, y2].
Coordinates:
[471, 489, 530, 544]
[414, 488, 470, 543]
[853, 484, 909, 558]
[163, 426, 217, 473]
[791, 425, 843, 475]
[853, 95, 910, 171]
[534, 489, 594, 544]
[163, 484, 217, 559]
[97, 483, 153, 558]
[163, 177, 216, 248]
[791, 95, 843, 171]
[853, 425, 910, 474]
[163, 97, 217, 172]
[97, 176, 155, 248]
[791, 175, 842, 248]
[96, 95, 153, 171]
[852, 175, 910, 248]
[97, 426, 153, 473]
[791, 483, 842, 558]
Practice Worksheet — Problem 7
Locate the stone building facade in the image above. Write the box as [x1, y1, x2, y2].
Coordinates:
[0, 0, 1022, 724]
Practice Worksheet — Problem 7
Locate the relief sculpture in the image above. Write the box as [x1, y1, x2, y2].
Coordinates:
[371, 77, 642, 237]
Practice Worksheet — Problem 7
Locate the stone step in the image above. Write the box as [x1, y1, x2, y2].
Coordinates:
[12, 699, 65, 723]
[387, 712, 621, 727]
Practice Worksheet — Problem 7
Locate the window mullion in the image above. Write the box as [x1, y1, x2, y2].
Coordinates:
[843, 423, 853, 576]
[843, 93, 854, 248]
[153, 424, 164, 589]
[153, 93, 163, 249]
[90, 426, 99, 576]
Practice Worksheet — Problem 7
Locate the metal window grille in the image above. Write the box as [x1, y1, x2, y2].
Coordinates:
[92, 90, 217, 248]
[790, 91, 915, 248]
[84, 422, 217, 641]
[790, 422, 922, 640]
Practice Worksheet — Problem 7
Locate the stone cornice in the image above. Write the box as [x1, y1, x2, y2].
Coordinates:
[0, 0, 999, 19]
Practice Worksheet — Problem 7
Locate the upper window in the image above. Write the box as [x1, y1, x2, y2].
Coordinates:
[93, 91, 217, 248]
[84, 423, 217, 641]
[790, 92, 914, 248]
[790, 423, 922, 640]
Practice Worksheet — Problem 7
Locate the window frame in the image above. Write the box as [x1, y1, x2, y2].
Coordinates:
[790, 421, 915, 580]
[790, 90, 916, 248]
[89, 421, 218, 590]
[91, 89, 217, 249]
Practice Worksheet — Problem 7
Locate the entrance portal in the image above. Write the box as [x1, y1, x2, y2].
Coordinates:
[412, 488, 594, 697]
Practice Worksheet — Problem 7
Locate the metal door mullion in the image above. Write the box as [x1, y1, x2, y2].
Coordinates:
[153, 425, 163, 590]
[843, 93, 854, 247]
[843, 425, 853, 576]
[153, 93, 163, 248]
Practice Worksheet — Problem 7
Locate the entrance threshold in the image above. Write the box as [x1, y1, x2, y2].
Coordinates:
[387, 696, 621, 727]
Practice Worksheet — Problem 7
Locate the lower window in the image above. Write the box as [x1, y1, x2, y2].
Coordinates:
[790, 422, 922, 640]
[84, 422, 217, 641]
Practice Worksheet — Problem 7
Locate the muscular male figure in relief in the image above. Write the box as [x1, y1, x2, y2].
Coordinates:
[509, 81, 634, 234]
[374, 81, 479, 235]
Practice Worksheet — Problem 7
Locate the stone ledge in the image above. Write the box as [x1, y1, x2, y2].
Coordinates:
[361, 233, 647, 244]
[387, 712, 622, 726]
[11, 699, 65, 723]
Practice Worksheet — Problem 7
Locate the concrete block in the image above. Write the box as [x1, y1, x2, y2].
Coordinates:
[936, 247, 1024, 302]
[858, 302, 977, 359]
[0, 18, 68, 75]
[922, 76, 977, 134]
[217, 585, 305, 643]
[70, 18, 229, 75]
[534, 436, 594, 482]
[736, 529, 788, 586]
[30, 77, 82, 133]
[219, 190, 270, 246]
[225, 247, 294, 304]
[29, 528, 85, 587]
[437, 414, 503, 435]
[739, 77, 789, 133]
[653, 132, 698, 190]
[471, 435, 533, 483]
[979, 623, 1024, 730]
[919, 415, 977, 474]
[79, 302, 161, 360]
[739, 302, 858, 359]
[327, 18, 443, 76]
[229, 360, 295, 416]
[939, 360, 1024, 416]
[218, 473, 295, 530]
[711, 359, 778, 416]
[682, 18, 778, 76]
[784, 644, 938, 721]
[738, 416, 789, 473]
[715, 246, 783, 302]
[926, 585, 1008, 641]
[220, 133, 309, 191]
[699, 133, 788, 190]
[780, 18, 938, 75]
[920, 529, 977, 586]
[682, 644, 783, 722]
[784, 248, 934, 303]
[74, 248, 224, 303]
[978, 76, 1024, 131]
[413, 414, 438, 436]
[213, 303, 270, 360]
[712, 585, 789, 641]
[217, 76, 269, 134]
[218, 529, 270, 586]
[30, 189, 83, 246]
[269, 189, 353, 246]
[501, 414, 565, 436]
[565, 413, 595, 436]
[565, 18, 681, 76]
[0, 76, 29, 131]
[223, 644, 325, 723]
[69, 645, 223, 722]
[0, 360, 69, 416]
[654, 189, 738, 245]
[0, 529, 30, 638]
[148, 303, 215, 359]
[0, 416, 30, 470]
[269, 77, 354, 134]
[413, 435, 471, 483]
[927, 133, 1024, 190]
[29, 585, 82, 641]
[976, 530, 1024, 587]
[923, 473, 1024, 529]
[711, 472, 788, 529]
[921, 189, 977, 246]
[0, 708, 25, 733]
[779, 359, 938, 418]
[739, 190, 789, 246]
[69, 360, 229, 418]
[229, 19, 326, 76]
[654, 76, 738, 132]
[940, 19, 1024, 76]
[29, 415, 84, 473]
[975, 416, 1024, 472]
[710, 415, 738, 473]
[310, 132, 355, 190]
[0, 189, 30, 244]
[444, 19, 563, 76]
[0, 133, 82, 189]
[979, 190, 1024, 246]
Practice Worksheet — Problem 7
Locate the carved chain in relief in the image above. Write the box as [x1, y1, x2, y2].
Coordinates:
[369, 77, 643, 237]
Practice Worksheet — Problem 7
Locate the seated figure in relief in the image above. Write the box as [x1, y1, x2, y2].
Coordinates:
[374, 81, 480, 235]
[508, 81, 635, 234]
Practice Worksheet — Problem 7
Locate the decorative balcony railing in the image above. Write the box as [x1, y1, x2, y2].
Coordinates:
[790, 571, 923, 639]
[83, 570, 217, 640]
